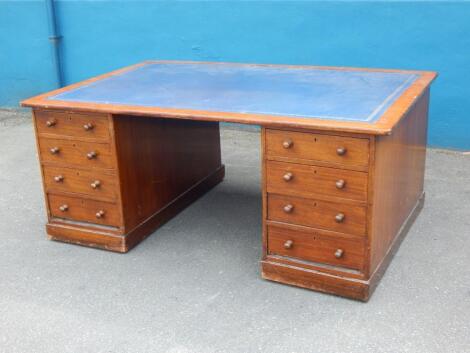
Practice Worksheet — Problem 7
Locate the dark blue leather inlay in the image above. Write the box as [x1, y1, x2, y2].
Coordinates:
[49, 63, 418, 123]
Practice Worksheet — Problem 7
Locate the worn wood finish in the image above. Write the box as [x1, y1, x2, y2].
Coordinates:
[266, 129, 370, 168]
[46, 222, 126, 252]
[266, 160, 368, 203]
[38, 111, 225, 252]
[22, 61, 435, 300]
[368, 192, 425, 295]
[267, 223, 365, 270]
[267, 194, 367, 236]
[265, 253, 365, 280]
[262, 191, 426, 301]
[43, 165, 118, 201]
[261, 260, 370, 301]
[48, 193, 122, 227]
[123, 165, 225, 252]
[46, 166, 226, 253]
[35, 110, 110, 141]
[21, 61, 436, 136]
[38, 137, 115, 170]
[369, 89, 430, 273]
[261, 87, 431, 300]
[112, 116, 223, 232]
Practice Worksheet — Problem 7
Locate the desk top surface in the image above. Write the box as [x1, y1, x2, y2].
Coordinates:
[22, 61, 436, 134]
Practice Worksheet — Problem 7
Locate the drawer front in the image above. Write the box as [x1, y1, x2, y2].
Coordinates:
[266, 160, 368, 202]
[267, 194, 366, 236]
[267, 224, 365, 270]
[48, 194, 121, 227]
[43, 166, 118, 201]
[35, 110, 110, 140]
[266, 129, 369, 168]
[38, 137, 115, 169]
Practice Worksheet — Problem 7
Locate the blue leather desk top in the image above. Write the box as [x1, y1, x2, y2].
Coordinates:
[49, 63, 418, 123]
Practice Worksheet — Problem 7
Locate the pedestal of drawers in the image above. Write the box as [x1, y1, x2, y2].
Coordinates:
[260, 90, 428, 301]
[33, 109, 225, 252]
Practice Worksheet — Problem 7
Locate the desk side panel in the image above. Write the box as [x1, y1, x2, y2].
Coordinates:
[112, 116, 223, 239]
[369, 89, 430, 274]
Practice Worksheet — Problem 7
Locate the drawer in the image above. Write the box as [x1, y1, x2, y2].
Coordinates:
[48, 194, 121, 227]
[43, 166, 118, 201]
[265, 129, 369, 168]
[267, 224, 365, 270]
[267, 194, 366, 236]
[266, 160, 368, 202]
[35, 110, 110, 140]
[38, 137, 115, 169]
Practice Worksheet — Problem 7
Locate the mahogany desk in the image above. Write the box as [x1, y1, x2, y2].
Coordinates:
[22, 61, 436, 301]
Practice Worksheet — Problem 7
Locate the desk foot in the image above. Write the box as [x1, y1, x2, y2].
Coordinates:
[261, 260, 371, 301]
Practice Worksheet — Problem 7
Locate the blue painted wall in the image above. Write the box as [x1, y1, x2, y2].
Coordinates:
[1, 1, 469, 149]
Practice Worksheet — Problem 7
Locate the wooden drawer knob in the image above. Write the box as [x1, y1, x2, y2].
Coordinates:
[83, 123, 94, 131]
[282, 139, 293, 149]
[46, 119, 57, 127]
[336, 147, 347, 156]
[284, 240, 294, 249]
[50, 147, 60, 154]
[95, 210, 105, 218]
[90, 180, 101, 189]
[334, 249, 344, 259]
[54, 175, 64, 182]
[335, 213, 345, 223]
[335, 179, 346, 189]
[59, 204, 68, 212]
[283, 204, 294, 213]
[86, 151, 97, 159]
[283, 172, 293, 181]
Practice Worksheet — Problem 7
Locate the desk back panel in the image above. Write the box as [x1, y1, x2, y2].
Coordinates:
[112, 116, 223, 232]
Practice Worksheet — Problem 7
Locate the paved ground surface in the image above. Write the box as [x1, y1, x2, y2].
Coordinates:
[0, 109, 469, 353]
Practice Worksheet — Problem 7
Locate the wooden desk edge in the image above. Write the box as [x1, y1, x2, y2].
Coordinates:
[20, 61, 437, 136]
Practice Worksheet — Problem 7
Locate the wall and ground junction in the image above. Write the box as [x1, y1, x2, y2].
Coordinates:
[1, 0, 469, 149]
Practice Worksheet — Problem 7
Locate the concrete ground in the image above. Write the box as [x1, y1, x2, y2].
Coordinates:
[0, 109, 469, 353]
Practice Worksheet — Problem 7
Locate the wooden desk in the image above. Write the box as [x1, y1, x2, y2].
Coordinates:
[22, 61, 436, 301]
